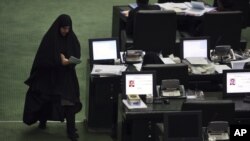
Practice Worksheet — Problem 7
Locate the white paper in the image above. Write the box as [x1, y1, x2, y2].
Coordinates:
[186, 57, 208, 65]
[214, 65, 231, 74]
[133, 63, 143, 71]
[161, 58, 176, 64]
[122, 99, 147, 109]
[91, 65, 127, 76]
[156, 2, 215, 16]
[231, 58, 250, 69]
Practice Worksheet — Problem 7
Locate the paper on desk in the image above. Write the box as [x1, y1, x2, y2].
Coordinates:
[161, 58, 176, 64]
[133, 63, 143, 71]
[91, 64, 127, 76]
[122, 99, 147, 109]
[214, 64, 231, 74]
[231, 58, 250, 69]
[186, 57, 208, 65]
[156, 2, 187, 13]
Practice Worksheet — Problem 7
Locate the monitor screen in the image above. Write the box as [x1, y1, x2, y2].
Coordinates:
[123, 71, 156, 96]
[164, 111, 202, 141]
[89, 38, 119, 61]
[223, 69, 250, 97]
[181, 37, 209, 59]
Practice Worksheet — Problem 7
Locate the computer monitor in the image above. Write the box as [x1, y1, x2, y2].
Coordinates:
[142, 63, 188, 86]
[180, 37, 210, 59]
[223, 69, 250, 98]
[123, 71, 156, 97]
[164, 111, 202, 141]
[89, 38, 120, 63]
[182, 100, 235, 127]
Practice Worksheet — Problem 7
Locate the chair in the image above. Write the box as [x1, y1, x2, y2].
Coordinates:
[122, 10, 177, 57]
[182, 100, 235, 127]
[142, 63, 188, 86]
[244, 62, 250, 69]
[213, 0, 250, 28]
[156, 111, 202, 141]
[231, 0, 250, 28]
[202, 11, 243, 51]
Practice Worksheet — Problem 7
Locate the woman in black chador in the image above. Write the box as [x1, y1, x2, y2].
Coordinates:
[23, 14, 82, 141]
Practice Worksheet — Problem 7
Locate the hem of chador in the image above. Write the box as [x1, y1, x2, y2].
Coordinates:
[61, 99, 75, 106]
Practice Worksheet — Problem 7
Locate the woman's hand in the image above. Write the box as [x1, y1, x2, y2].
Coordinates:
[60, 53, 70, 65]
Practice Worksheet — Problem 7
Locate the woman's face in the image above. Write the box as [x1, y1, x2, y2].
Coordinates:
[60, 26, 70, 37]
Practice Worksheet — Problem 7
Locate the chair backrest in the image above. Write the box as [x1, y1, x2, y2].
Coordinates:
[182, 100, 235, 127]
[244, 62, 250, 69]
[202, 11, 242, 51]
[231, 0, 250, 28]
[133, 10, 177, 56]
[163, 111, 202, 141]
[142, 63, 188, 86]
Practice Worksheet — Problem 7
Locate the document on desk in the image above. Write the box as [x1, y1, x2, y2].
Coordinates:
[184, 2, 215, 16]
[122, 99, 147, 109]
[231, 58, 250, 69]
[133, 63, 143, 71]
[161, 57, 176, 64]
[186, 57, 208, 65]
[214, 64, 231, 74]
[156, 2, 187, 13]
[91, 64, 127, 76]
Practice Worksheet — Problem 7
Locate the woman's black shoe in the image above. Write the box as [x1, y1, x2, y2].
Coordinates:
[68, 132, 79, 141]
[68, 132, 79, 138]
[38, 121, 47, 129]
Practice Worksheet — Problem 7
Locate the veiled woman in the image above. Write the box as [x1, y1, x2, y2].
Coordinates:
[23, 14, 82, 141]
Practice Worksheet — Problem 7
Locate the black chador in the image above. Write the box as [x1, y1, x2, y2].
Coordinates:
[23, 14, 81, 141]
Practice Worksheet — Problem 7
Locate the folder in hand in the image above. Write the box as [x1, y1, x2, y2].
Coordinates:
[69, 56, 81, 64]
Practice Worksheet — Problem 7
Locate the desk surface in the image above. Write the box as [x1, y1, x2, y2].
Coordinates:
[122, 92, 250, 119]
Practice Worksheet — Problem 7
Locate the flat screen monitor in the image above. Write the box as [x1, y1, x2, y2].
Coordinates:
[223, 69, 250, 97]
[142, 63, 188, 86]
[164, 111, 202, 141]
[181, 37, 210, 59]
[123, 71, 156, 97]
[89, 38, 119, 62]
[182, 100, 235, 127]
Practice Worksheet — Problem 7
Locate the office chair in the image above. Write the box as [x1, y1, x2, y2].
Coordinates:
[213, 0, 250, 28]
[244, 62, 250, 69]
[231, 0, 250, 28]
[142, 63, 188, 86]
[202, 11, 243, 51]
[182, 100, 235, 127]
[121, 10, 177, 57]
[156, 111, 202, 141]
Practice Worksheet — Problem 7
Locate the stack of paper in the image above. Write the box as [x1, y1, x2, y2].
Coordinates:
[160, 58, 176, 64]
[186, 57, 208, 65]
[214, 64, 231, 74]
[231, 58, 250, 69]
